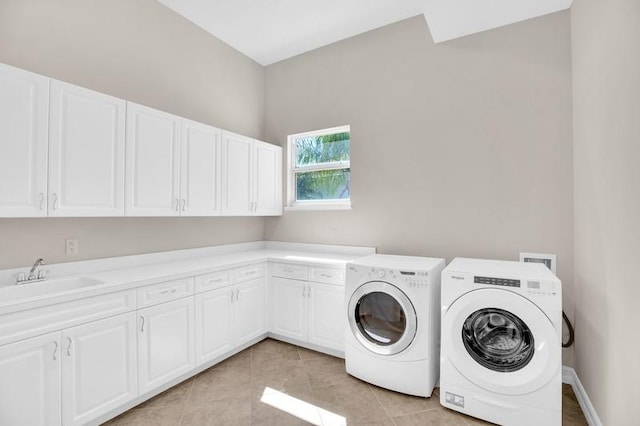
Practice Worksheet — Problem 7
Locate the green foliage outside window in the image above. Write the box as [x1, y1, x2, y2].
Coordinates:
[295, 132, 350, 201]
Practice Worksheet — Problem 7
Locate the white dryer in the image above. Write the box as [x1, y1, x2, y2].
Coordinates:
[440, 258, 562, 425]
[345, 254, 445, 397]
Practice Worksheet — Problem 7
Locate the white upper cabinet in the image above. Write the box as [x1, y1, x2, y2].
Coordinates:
[221, 131, 253, 215]
[254, 141, 282, 216]
[0, 63, 49, 218]
[221, 131, 282, 216]
[125, 102, 182, 216]
[0, 62, 282, 218]
[48, 81, 126, 216]
[180, 120, 222, 216]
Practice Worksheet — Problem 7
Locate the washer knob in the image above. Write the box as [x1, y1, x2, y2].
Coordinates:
[377, 270, 386, 278]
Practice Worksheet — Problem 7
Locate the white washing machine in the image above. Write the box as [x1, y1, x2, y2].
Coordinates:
[440, 258, 562, 425]
[345, 254, 445, 397]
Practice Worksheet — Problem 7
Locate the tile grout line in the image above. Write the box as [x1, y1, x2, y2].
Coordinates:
[177, 377, 195, 426]
[296, 345, 315, 392]
[368, 383, 399, 426]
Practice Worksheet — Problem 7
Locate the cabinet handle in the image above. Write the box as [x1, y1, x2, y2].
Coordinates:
[208, 277, 223, 283]
[39, 193, 45, 210]
[230, 289, 235, 303]
[66, 337, 72, 356]
[52, 341, 58, 361]
[160, 288, 177, 295]
[181, 199, 187, 211]
[320, 273, 332, 278]
[175, 198, 180, 211]
[235, 288, 239, 301]
[302, 286, 306, 298]
[307, 286, 311, 298]
[51, 193, 58, 210]
[140, 316, 145, 332]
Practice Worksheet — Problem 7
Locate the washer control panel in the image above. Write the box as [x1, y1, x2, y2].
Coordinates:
[474, 276, 521, 287]
[525, 280, 558, 296]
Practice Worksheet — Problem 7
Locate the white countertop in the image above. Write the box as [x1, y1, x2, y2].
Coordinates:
[0, 242, 375, 315]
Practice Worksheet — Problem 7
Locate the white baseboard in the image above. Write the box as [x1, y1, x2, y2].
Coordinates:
[562, 366, 603, 426]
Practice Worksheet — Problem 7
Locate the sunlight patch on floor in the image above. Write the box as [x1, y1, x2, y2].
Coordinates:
[260, 387, 346, 426]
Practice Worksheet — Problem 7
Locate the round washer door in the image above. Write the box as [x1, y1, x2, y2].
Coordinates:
[348, 281, 417, 355]
[443, 288, 560, 395]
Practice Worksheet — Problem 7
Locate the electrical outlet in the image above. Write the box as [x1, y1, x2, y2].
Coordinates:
[66, 239, 79, 256]
[519, 252, 556, 274]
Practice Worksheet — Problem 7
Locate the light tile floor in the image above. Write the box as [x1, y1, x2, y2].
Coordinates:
[104, 339, 588, 425]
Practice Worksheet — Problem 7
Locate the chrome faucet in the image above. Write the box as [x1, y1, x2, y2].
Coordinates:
[16, 258, 47, 284]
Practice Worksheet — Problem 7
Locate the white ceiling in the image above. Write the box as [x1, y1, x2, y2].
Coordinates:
[156, 0, 573, 66]
[423, 0, 574, 43]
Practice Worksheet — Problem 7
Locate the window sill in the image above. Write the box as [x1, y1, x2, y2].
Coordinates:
[285, 202, 352, 212]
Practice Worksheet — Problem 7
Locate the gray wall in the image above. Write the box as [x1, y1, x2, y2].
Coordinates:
[0, 0, 265, 268]
[264, 14, 575, 364]
[572, 0, 640, 424]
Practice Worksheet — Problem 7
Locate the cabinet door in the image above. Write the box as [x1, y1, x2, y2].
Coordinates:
[181, 119, 221, 216]
[138, 297, 195, 394]
[195, 287, 234, 366]
[0, 332, 61, 426]
[254, 142, 282, 216]
[48, 80, 126, 216]
[0, 63, 49, 217]
[61, 312, 137, 426]
[125, 102, 181, 216]
[234, 278, 266, 346]
[221, 131, 253, 215]
[270, 277, 307, 341]
[307, 282, 345, 351]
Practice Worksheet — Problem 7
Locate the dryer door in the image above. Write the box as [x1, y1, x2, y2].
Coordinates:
[348, 281, 417, 355]
[443, 288, 560, 395]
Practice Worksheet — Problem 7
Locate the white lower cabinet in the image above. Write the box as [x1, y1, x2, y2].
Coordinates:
[307, 282, 345, 350]
[270, 277, 307, 342]
[0, 332, 61, 426]
[195, 275, 266, 366]
[270, 264, 346, 352]
[234, 278, 266, 346]
[137, 297, 195, 394]
[195, 287, 234, 366]
[0, 258, 345, 426]
[0, 313, 139, 426]
[61, 312, 137, 426]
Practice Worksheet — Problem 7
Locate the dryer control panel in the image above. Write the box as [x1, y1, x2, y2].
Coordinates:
[366, 268, 430, 288]
[401, 270, 430, 288]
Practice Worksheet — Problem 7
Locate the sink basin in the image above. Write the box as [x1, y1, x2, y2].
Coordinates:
[0, 276, 105, 303]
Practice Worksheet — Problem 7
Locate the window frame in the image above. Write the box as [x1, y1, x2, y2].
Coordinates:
[286, 125, 351, 211]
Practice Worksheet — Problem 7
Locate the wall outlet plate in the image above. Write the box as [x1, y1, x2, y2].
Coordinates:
[66, 239, 79, 256]
[519, 252, 556, 274]
[520, 252, 556, 274]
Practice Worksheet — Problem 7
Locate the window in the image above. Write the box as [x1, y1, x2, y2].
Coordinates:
[286, 125, 351, 210]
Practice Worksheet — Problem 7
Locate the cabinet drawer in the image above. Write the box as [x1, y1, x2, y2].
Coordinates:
[137, 277, 194, 308]
[271, 263, 308, 281]
[309, 267, 345, 285]
[195, 270, 232, 293]
[234, 263, 265, 283]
